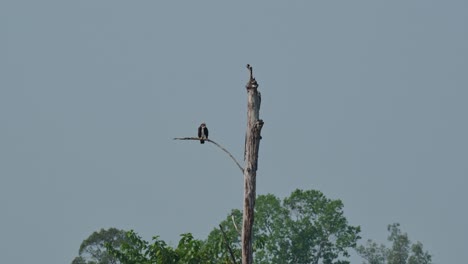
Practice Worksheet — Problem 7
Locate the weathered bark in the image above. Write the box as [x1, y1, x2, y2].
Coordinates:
[241, 64, 263, 264]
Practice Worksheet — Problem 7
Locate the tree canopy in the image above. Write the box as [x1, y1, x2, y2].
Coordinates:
[72, 228, 128, 264]
[105, 231, 213, 264]
[205, 189, 361, 264]
[85, 189, 360, 264]
[72, 190, 432, 264]
[356, 223, 432, 264]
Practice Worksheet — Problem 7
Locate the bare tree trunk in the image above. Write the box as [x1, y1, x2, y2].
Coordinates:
[241, 64, 264, 264]
[174, 65, 263, 264]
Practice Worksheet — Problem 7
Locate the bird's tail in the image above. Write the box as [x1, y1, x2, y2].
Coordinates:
[200, 140, 205, 144]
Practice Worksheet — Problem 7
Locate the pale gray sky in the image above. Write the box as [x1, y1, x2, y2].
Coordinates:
[1, 1, 467, 263]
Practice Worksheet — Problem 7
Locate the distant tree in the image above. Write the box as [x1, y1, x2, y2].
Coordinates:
[206, 189, 361, 264]
[71, 228, 128, 264]
[356, 223, 432, 264]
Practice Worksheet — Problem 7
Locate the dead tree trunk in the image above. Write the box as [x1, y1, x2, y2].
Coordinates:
[174, 65, 263, 264]
[241, 64, 263, 264]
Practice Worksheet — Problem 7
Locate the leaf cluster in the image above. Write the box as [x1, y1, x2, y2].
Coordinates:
[105, 231, 217, 264]
[356, 223, 432, 264]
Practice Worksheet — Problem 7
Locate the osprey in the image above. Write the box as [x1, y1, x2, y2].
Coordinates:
[198, 123, 209, 144]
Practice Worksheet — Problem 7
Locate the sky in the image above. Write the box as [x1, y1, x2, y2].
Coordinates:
[1, 1, 467, 263]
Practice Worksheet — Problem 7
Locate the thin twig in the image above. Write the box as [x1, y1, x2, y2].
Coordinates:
[219, 224, 239, 264]
[173, 137, 244, 173]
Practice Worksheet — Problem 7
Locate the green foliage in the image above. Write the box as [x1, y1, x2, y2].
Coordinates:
[98, 189, 359, 264]
[356, 223, 432, 264]
[387, 223, 410, 264]
[71, 227, 128, 264]
[206, 189, 361, 264]
[71, 256, 87, 264]
[355, 240, 388, 264]
[75, 190, 434, 264]
[106, 230, 215, 264]
[283, 189, 361, 264]
[204, 209, 242, 263]
[408, 242, 432, 264]
[176, 233, 209, 264]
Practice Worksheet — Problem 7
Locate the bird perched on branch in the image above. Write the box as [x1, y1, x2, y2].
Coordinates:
[198, 123, 209, 144]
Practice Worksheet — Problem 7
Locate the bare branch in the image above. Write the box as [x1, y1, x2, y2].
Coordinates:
[173, 137, 244, 173]
[173, 137, 199, 140]
[219, 224, 239, 264]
